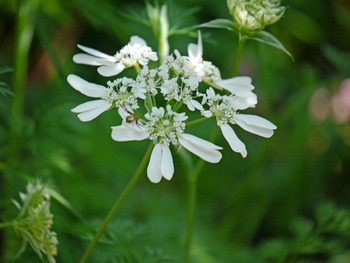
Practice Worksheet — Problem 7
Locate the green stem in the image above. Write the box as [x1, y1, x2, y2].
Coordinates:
[80, 143, 154, 263]
[182, 127, 218, 263]
[231, 36, 247, 77]
[186, 117, 208, 127]
[9, 0, 35, 159]
[183, 161, 204, 263]
[0, 222, 15, 229]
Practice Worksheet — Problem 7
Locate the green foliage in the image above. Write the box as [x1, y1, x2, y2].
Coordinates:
[0, 67, 13, 97]
[257, 203, 350, 262]
[86, 219, 176, 263]
[322, 45, 350, 76]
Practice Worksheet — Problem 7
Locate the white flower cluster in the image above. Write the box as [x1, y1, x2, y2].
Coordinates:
[68, 33, 276, 183]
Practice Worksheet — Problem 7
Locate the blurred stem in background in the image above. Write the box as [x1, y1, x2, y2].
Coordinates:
[181, 26, 248, 261]
[146, 3, 170, 62]
[2, 1, 36, 260]
[80, 143, 154, 263]
[9, 0, 36, 160]
[182, 127, 219, 263]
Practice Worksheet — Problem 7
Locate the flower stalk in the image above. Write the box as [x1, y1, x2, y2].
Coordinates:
[231, 35, 247, 77]
[183, 160, 205, 263]
[80, 142, 154, 263]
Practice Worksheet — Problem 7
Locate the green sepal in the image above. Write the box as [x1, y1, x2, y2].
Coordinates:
[197, 18, 237, 33]
[249, 30, 294, 61]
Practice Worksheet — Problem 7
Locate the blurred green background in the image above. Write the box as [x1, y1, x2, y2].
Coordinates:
[1, 0, 350, 262]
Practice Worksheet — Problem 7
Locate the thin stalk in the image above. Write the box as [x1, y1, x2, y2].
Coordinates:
[231, 35, 247, 77]
[9, 0, 35, 159]
[182, 127, 218, 263]
[186, 117, 208, 127]
[0, 222, 15, 229]
[80, 143, 154, 263]
[183, 161, 204, 263]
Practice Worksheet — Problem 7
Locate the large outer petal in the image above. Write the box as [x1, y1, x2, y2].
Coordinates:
[76, 102, 111, 122]
[71, 99, 108, 113]
[237, 114, 277, 129]
[111, 123, 149, 142]
[220, 124, 247, 158]
[235, 114, 277, 138]
[229, 93, 257, 110]
[160, 145, 174, 181]
[179, 133, 222, 163]
[97, 64, 125, 77]
[77, 44, 114, 60]
[215, 76, 254, 95]
[73, 54, 104, 66]
[67, 75, 106, 98]
[147, 144, 162, 183]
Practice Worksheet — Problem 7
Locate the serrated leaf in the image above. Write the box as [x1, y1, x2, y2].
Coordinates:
[249, 30, 294, 61]
[0, 86, 13, 96]
[289, 216, 314, 239]
[197, 18, 237, 33]
[0, 67, 13, 75]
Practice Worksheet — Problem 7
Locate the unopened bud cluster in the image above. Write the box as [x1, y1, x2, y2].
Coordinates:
[12, 181, 58, 263]
[227, 0, 285, 32]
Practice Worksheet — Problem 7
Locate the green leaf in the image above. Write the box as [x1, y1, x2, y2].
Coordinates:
[249, 30, 294, 61]
[49, 188, 84, 222]
[197, 18, 237, 33]
[0, 66, 13, 75]
[0, 86, 13, 96]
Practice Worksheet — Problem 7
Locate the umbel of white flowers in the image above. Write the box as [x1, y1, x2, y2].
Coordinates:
[68, 32, 276, 183]
[227, 0, 286, 32]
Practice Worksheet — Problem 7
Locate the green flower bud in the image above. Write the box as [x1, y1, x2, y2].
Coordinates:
[12, 181, 58, 263]
[227, 0, 286, 33]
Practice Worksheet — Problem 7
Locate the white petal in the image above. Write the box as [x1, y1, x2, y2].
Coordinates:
[236, 120, 275, 138]
[220, 124, 247, 158]
[229, 93, 257, 110]
[188, 31, 202, 60]
[188, 43, 199, 61]
[67, 75, 106, 98]
[237, 114, 277, 129]
[186, 101, 195, 111]
[147, 144, 162, 183]
[160, 145, 174, 181]
[111, 123, 149, 141]
[202, 110, 212, 118]
[77, 44, 114, 59]
[215, 77, 254, 95]
[97, 64, 125, 77]
[76, 102, 111, 122]
[191, 99, 204, 111]
[73, 54, 104, 66]
[71, 99, 109, 113]
[179, 133, 222, 163]
[118, 107, 130, 118]
[130, 36, 147, 46]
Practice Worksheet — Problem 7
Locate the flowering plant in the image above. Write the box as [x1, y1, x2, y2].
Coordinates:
[68, 32, 276, 183]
